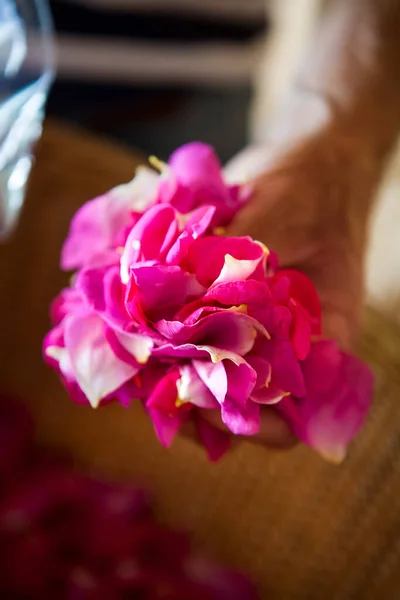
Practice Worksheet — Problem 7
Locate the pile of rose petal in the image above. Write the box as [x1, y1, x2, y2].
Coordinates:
[44, 142, 373, 463]
[0, 396, 257, 599]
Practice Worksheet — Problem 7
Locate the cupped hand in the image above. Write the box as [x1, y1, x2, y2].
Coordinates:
[201, 136, 372, 449]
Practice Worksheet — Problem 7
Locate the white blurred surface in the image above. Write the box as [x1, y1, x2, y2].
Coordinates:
[366, 143, 400, 311]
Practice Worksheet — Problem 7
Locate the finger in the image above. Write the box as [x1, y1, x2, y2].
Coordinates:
[199, 407, 298, 450]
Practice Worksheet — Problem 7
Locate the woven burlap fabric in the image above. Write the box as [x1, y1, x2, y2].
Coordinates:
[0, 122, 399, 599]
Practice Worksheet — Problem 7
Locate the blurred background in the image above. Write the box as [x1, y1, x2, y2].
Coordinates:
[47, 0, 272, 163]
[47, 0, 400, 312]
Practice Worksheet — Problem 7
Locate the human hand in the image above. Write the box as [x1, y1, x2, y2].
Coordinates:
[200, 134, 374, 449]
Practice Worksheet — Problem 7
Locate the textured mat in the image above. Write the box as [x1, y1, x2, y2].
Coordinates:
[0, 121, 399, 599]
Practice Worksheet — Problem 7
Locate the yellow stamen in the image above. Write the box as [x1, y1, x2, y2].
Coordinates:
[265, 370, 271, 388]
[149, 155, 167, 173]
[214, 227, 226, 236]
[254, 240, 270, 256]
[229, 304, 248, 314]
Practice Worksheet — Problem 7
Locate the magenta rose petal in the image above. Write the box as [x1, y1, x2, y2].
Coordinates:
[148, 408, 187, 447]
[61, 169, 158, 271]
[280, 351, 374, 462]
[130, 263, 204, 320]
[50, 287, 84, 325]
[156, 311, 258, 356]
[76, 265, 108, 312]
[185, 236, 265, 287]
[146, 370, 189, 445]
[152, 343, 210, 361]
[225, 361, 257, 407]
[302, 339, 342, 394]
[221, 397, 260, 436]
[177, 303, 225, 326]
[291, 305, 312, 361]
[120, 204, 178, 283]
[193, 359, 227, 404]
[168, 142, 225, 194]
[181, 204, 216, 236]
[105, 327, 153, 367]
[166, 204, 216, 265]
[250, 385, 288, 405]
[43, 324, 65, 369]
[76, 264, 130, 328]
[64, 313, 138, 408]
[195, 417, 231, 462]
[204, 279, 271, 307]
[61, 194, 127, 271]
[164, 142, 239, 224]
[256, 338, 306, 398]
[146, 370, 181, 412]
[245, 355, 271, 389]
[177, 365, 219, 409]
[277, 269, 322, 332]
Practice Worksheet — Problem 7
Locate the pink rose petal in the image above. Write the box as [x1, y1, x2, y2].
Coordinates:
[64, 313, 137, 408]
[280, 345, 374, 462]
[195, 417, 231, 462]
[62, 169, 158, 270]
[221, 398, 260, 436]
[121, 204, 178, 284]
